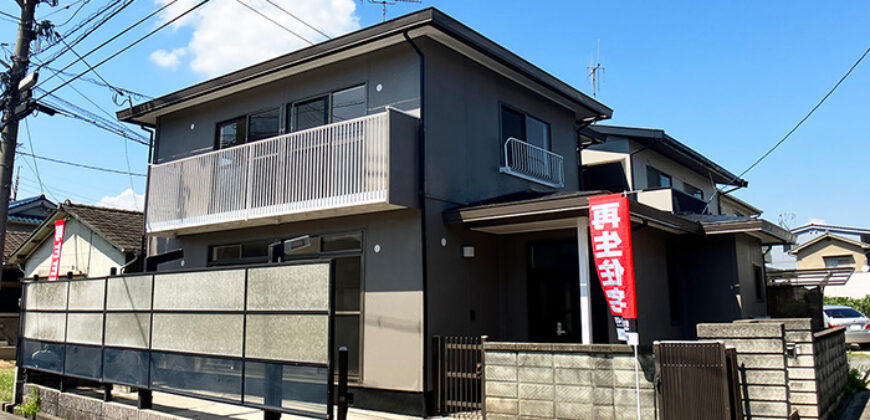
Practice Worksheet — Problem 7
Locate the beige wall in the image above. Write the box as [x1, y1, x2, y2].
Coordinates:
[796, 239, 868, 270]
[630, 144, 720, 214]
[23, 219, 126, 278]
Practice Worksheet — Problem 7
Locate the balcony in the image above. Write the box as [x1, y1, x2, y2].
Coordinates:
[146, 109, 418, 235]
[635, 187, 708, 214]
[499, 137, 564, 188]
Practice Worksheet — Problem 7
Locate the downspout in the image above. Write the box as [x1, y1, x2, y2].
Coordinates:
[139, 124, 156, 272]
[403, 30, 430, 415]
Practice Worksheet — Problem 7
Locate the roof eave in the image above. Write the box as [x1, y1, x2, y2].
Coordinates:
[118, 7, 612, 125]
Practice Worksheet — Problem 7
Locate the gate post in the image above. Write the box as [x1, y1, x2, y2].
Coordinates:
[137, 389, 152, 410]
[337, 346, 349, 420]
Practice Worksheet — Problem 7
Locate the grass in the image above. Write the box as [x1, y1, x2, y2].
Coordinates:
[0, 361, 15, 403]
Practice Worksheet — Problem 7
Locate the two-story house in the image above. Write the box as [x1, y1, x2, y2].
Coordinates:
[117, 8, 791, 416]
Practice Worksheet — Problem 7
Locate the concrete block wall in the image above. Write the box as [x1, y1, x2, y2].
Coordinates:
[813, 328, 848, 418]
[697, 322, 790, 419]
[483, 342, 655, 420]
[699, 319, 848, 420]
[23, 384, 190, 420]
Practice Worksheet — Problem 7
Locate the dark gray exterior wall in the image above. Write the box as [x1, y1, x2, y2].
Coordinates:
[418, 38, 581, 205]
[153, 43, 421, 164]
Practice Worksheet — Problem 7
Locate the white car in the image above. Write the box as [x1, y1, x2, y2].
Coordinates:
[823, 305, 870, 346]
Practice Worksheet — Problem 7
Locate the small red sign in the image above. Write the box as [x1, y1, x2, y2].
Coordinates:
[47, 219, 66, 281]
[589, 194, 638, 339]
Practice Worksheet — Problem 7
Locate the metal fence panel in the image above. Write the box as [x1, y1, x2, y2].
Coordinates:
[19, 262, 335, 420]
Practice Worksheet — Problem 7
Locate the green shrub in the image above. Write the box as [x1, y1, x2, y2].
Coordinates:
[824, 296, 870, 317]
[14, 387, 40, 418]
[846, 368, 870, 395]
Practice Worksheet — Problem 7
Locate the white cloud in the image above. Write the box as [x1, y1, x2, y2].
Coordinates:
[152, 0, 360, 77]
[98, 188, 145, 212]
[149, 48, 187, 68]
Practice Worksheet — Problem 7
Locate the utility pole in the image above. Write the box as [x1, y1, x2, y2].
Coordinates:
[0, 0, 39, 272]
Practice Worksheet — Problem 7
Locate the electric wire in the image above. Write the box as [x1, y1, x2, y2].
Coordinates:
[0, 10, 21, 22]
[34, 0, 161, 78]
[33, 0, 130, 63]
[34, 0, 206, 100]
[234, 0, 314, 45]
[261, 0, 330, 39]
[22, 119, 45, 195]
[705, 45, 870, 211]
[16, 151, 146, 176]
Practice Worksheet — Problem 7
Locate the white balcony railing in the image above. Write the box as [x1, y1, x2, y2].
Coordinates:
[499, 137, 564, 188]
[147, 112, 397, 234]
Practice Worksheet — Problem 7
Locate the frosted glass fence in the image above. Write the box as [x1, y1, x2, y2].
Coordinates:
[20, 262, 334, 419]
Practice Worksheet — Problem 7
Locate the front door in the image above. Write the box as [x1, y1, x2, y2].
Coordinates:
[527, 241, 581, 342]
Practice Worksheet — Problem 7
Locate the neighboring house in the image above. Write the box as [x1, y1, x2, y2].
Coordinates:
[768, 223, 870, 270]
[9, 201, 144, 279]
[116, 8, 791, 415]
[0, 195, 56, 345]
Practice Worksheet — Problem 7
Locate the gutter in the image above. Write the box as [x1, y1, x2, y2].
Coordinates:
[403, 30, 430, 415]
[139, 124, 156, 271]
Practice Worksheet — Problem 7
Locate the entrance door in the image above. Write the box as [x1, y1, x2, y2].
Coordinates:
[527, 241, 581, 342]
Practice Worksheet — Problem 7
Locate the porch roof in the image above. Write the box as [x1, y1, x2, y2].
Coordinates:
[444, 191, 794, 245]
[442, 191, 699, 235]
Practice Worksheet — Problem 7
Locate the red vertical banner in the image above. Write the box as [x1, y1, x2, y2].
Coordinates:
[588, 194, 638, 342]
[47, 219, 66, 281]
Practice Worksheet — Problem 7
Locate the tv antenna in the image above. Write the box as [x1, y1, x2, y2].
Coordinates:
[778, 212, 796, 230]
[587, 40, 605, 98]
[365, 0, 422, 22]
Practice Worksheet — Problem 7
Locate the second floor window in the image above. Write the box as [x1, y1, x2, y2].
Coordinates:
[684, 183, 703, 200]
[217, 117, 246, 149]
[290, 85, 368, 132]
[248, 108, 280, 141]
[501, 105, 550, 150]
[646, 166, 672, 188]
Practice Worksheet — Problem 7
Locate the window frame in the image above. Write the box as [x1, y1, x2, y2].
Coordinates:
[499, 103, 552, 151]
[646, 166, 672, 189]
[683, 182, 704, 200]
[214, 116, 248, 150]
[246, 107, 281, 142]
[287, 84, 368, 133]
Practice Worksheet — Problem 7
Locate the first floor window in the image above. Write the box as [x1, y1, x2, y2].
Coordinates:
[207, 232, 364, 378]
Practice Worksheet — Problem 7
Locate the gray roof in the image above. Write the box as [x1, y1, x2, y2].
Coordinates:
[588, 125, 747, 187]
[117, 8, 612, 125]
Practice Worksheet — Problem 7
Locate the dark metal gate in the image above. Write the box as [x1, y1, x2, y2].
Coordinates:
[434, 336, 485, 418]
[654, 341, 743, 420]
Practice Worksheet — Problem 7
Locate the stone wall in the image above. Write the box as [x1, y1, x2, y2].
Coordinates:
[483, 343, 656, 420]
[22, 384, 189, 420]
[698, 318, 848, 420]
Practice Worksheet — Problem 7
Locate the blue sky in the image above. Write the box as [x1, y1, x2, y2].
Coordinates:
[0, 0, 867, 228]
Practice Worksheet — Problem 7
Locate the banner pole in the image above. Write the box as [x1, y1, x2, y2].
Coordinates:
[633, 343, 641, 420]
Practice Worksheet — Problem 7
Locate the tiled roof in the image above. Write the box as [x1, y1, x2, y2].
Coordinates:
[62, 202, 144, 252]
[4, 230, 30, 259]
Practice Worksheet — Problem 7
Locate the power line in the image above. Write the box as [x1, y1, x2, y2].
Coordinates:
[0, 10, 21, 22]
[33, 0, 129, 64]
[234, 0, 314, 45]
[35, 0, 208, 101]
[34, 0, 174, 87]
[706, 45, 870, 211]
[16, 151, 146, 176]
[22, 119, 45, 195]
[261, 0, 330, 39]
